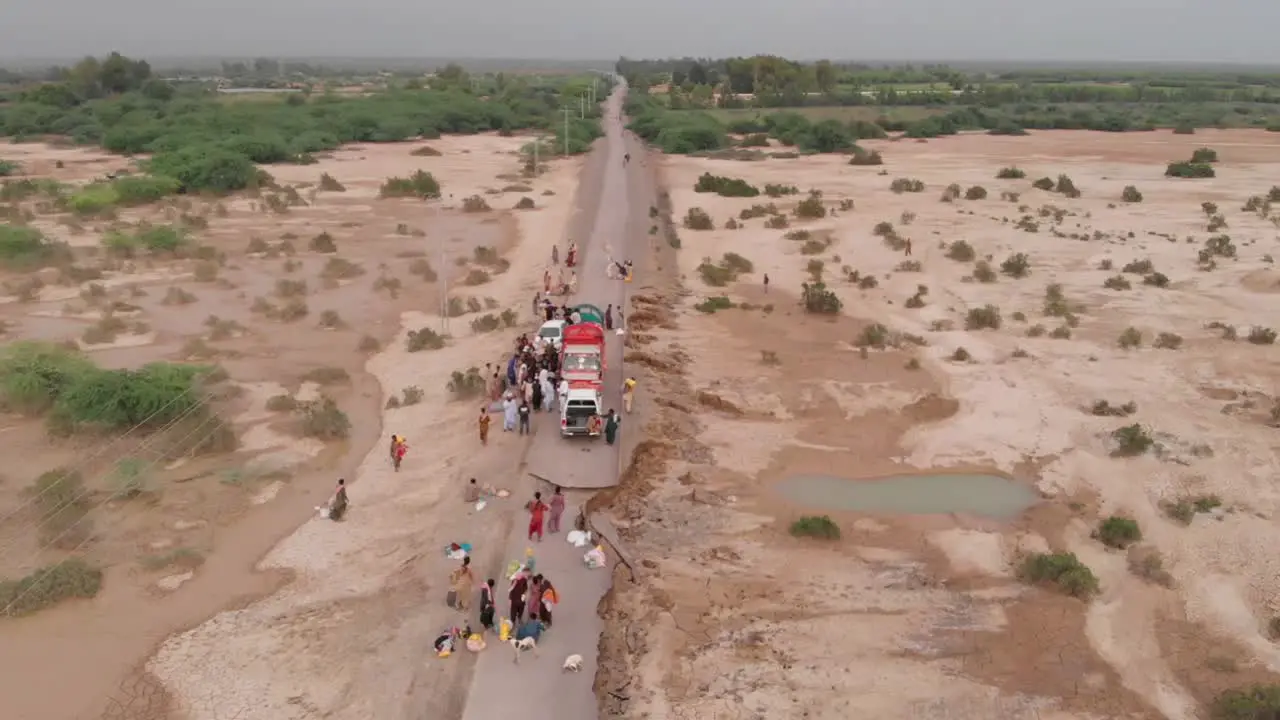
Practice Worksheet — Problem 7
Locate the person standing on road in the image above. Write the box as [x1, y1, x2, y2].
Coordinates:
[622, 377, 637, 413]
[327, 478, 349, 521]
[525, 573, 542, 621]
[478, 408, 491, 445]
[905, 238, 913, 257]
[604, 304, 614, 331]
[538, 576, 558, 627]
[763, 273, 770, 294]
[503, 393, 517, 432]
[557, 377, 569, 412]
[450, 556, 475, 612]
[508, 570, 529, 623]
[527, 491, 548, 541]
[548, 486, 566, 533]
[605, 409, 620, 445]
[479, 579, 496, 632]
[392, 437, 408, 472]
[543, 268, 551, 293]
[541, 373, 556, 414]
[551, 245, 559, 265]
[517, 398, 531, 435]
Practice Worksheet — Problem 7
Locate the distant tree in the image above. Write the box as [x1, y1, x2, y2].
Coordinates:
[687, 62, 708, 86]
[814, 60, 837, 94]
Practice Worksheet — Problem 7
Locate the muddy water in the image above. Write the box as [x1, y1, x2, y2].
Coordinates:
[775, 473, 1038, 519]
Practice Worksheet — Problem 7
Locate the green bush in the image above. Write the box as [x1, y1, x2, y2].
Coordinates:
[996, 166, 1026, 179]
[297, 396, 350, 439]
[1095, 516, 1142, 549]
[1017, 552, 1099, 598]
[1121, 185, 1143, 203]
[1211, 685, 1280, 720]
[693, 172, 759, 197]
[801, 282, 842, 314]
[406, 327, 446, 352]
[1111, 423, 1154, 456]
[946, 240, 976, 262]
[380, 170, 441, 199]
[0, 558, 103, 616]
[965, 305, 1002, 330]
[0, 159, 19, 177]
[1191, 147, 1219, 163]
[1032, 177, 1055, 191]
[0, 341, 219, 437]
[789, 515, 840, 539]
[1166, 162, 1215, 178]
[1000, 253, 1031, 278]
[0, 224, 72, 270]
[148, 145, 260, 193]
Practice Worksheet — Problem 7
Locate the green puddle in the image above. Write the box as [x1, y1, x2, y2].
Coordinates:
[775, 473, 1037, 519]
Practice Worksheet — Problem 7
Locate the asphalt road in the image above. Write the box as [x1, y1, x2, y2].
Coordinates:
[458, 83, 633, 720]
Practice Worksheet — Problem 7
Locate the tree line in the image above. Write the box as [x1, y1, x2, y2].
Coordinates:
[617, 56, 1280, 109]
[0, 53, 605, 193]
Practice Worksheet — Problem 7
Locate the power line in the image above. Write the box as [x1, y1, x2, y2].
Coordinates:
[0, 368, 223, 532]
[1, 407, 232, 617]
[0, 388, 224, 560]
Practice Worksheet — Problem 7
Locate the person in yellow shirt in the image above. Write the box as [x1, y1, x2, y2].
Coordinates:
[622, 377, 637, 413]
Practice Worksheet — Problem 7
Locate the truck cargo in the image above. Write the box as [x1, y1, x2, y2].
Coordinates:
[559, 321, 605, 383]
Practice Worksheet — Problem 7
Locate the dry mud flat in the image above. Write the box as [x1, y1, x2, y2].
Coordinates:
[0, 134, 581, 720]
[597, 129, 1280, 719]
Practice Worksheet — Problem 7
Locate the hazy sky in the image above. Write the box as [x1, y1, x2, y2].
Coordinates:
[2, 0, 1279, 65]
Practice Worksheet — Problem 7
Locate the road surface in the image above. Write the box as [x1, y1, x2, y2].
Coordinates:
[458, 82, 635, 720]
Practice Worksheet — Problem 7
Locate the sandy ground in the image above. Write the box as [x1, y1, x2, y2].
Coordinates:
[0, 133, 581, 719]
[594, 128, 1280, 719]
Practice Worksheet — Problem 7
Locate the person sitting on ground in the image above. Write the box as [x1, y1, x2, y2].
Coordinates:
[515, 618, 545, 642]
[587, 413, 603, 436]
[464, 477, 481, 503]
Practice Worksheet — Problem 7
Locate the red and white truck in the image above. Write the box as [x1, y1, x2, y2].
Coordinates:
[559, 321, 606, 437]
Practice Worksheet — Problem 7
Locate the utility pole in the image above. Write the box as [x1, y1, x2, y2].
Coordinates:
[439, 247, 449, 333]
[579, 94, 585, 119]
[561, 106, 572, 157]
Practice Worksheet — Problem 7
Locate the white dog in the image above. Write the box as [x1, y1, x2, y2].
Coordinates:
[563, 653, 584, 672]
[510, 636, 539, 664]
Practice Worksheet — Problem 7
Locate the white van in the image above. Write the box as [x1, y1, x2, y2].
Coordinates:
[537, 319, 566, 349]
[560, 384, 602, 437]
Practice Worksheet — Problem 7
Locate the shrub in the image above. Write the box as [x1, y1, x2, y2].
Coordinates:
[1143, 272, 1169, 288]
[789, 515, 840, 539]
[1103, 275, 1131, 290]
[946, 241, 976, 262]
[1095, 516, 1142, 549]
[972, 261, 997, 283]
[297, 396, 350, 439]
[1121, 185, 1143, 203]
[1154, 332, 1183, 350]
[1118, 327, 1143, 349]
[309, 232, 337, 253]
[463, 269, 491, 286]
[380, 170, 441, 199]
[1166, 162, 1214, 179]
[0, 558, 103, 616]
[889, 178, 924, 194]
[277, 299, 308, 322]
[401, 385, 425, 406]
[275, 279, 307, 298]
[447, 367, 486, 399]
[847, 148, 883, 166]
[896, 260, 923, 273]
[300, 367, 350, 385]
[1032, 177, 1055, 191]
[409, 258, 438, 282]
[318, 310, 344, 329]
[1191, 147, 1218, 164]
[321, 257, 365, 280]
[965, 305, 1002, 330]
[462, 195, 491, 212]
[996, 167, 1026, 179]
[515, 196, 535, 209]
[1122, 258, 1154, 274]
[149, 146, 258, 193]
[950, 347, 972, 362]
[801, 282, 841, 314]
[1000, 253, 1031, 278]
[1210, 684, 1280, 719]
[1054, 175, 1080, 198]
[693, 173, 759, 197]
[1248, 327, 1277, 345]
[694, 296, 734, 314]
[1111, 424, 1154, 456]
[793, 190, 826, 219]
[266, 394, 298, 412]
[0, 225, 72, 271]
[406, 327, 446, 352]
[1017, 552, 1099, 598]
[683, 207, 714, 230]
[161, 287, 196, 305]
[318, 173, 345, 192]
[470, 314, 501, 333]
[964, 186, 988, 200]
[1050, 325, 1072, 339]
[357, 335, 379, 352]
[0, 159, 19, 177]
[739, 203, 778, 220]
[856, 323, 891, 349]
[1091, 400, 1137, 417]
